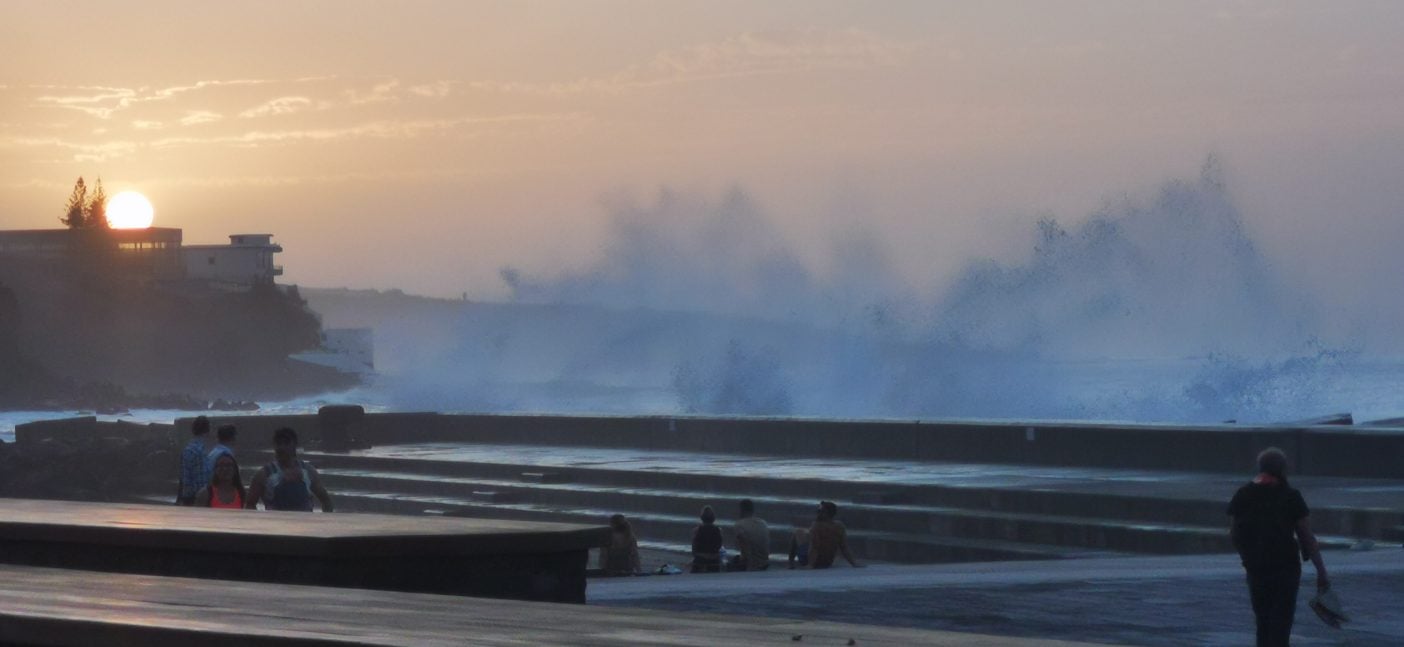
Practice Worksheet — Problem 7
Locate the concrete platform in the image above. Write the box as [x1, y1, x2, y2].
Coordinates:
[165, 410, 1404, 478]
[591, 550, 1404, 646]
[0, 498, 607, 602]
[0, 564, 1100, 646]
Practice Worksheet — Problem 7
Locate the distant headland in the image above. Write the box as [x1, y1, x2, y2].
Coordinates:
[0, 183, 361, 412]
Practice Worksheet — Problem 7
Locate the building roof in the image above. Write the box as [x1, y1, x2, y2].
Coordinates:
[0, 227, 182, 246]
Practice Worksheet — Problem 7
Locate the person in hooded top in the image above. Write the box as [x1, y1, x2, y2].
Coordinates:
[691, 505, 723, 573]
[599, 513, 642, 576]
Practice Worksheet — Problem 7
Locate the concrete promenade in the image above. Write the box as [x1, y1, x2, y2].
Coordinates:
[0, 564, 1100, 647]
[590, 550, 1404, 646]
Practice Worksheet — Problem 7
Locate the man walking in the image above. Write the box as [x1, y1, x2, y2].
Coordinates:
[1228, 447, 1330, 647]
[175, 416, 212, 505]
[245, 427, 334, 512]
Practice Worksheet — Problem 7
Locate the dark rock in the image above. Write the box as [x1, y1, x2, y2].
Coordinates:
[1279, 413, 1353, 426]
[318, 405, 366, 451]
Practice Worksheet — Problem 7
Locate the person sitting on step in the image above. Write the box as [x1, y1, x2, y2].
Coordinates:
[691, 505, 723, 573]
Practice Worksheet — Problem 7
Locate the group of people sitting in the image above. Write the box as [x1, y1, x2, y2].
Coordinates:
[175, 416, 334, 512]
[599, 498, 861, 576]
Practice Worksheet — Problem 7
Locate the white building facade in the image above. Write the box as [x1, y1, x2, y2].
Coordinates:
[180, 234, 283, 285]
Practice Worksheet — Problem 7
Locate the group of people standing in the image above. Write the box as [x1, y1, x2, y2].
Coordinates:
[176, 416, 334, 512]
[599, 497, 861, 576]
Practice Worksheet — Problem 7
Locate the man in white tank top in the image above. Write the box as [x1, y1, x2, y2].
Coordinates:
[245, 427, 334, 512]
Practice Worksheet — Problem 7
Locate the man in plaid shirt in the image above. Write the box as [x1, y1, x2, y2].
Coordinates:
[176, 416, 212, 505]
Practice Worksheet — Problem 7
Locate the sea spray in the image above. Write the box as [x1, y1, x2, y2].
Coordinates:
[361, 160, 1383, 423]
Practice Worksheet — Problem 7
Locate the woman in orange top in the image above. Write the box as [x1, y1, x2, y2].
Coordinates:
[196, 453, 246, 509]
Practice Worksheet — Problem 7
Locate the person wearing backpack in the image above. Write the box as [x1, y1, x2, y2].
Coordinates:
[245, 427, 334, 512]
[1228, 447, 1329, 647]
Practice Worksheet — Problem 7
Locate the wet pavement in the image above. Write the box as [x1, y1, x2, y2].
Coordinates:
[589, 550, 1404, 646]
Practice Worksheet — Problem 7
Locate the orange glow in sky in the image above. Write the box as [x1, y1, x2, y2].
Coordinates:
[1, 1, 1403, 308]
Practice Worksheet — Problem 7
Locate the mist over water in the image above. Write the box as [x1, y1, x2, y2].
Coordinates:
[359, 161, 1402, 425]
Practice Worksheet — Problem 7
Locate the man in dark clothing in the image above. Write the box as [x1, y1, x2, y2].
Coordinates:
[1228, 447, 1330, 647]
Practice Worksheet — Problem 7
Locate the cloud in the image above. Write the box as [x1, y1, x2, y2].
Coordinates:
[0, 178, 69, 191]
[239, 96, 313, 118]
[28, 77, 334, 119]
[641, 28, 912, 79]
[123, 166, 492, 189]
[469, 28, 916, 96]
[31, 87, 139, 119]
[179, 110, 223, 126]
[131, 120, 164, 130]
[346, 79, 401, 105]
[1, 112, 583, 161]
[0, 136, 142, 162]
[409, 81, 454, 98]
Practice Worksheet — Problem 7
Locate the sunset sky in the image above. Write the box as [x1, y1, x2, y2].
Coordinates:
[3, 1, 1403, 308]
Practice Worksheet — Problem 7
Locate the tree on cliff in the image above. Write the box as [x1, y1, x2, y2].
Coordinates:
[58, 177, 111, 229]
[61, 177, 87, 228]
[86, 178, 109, 229]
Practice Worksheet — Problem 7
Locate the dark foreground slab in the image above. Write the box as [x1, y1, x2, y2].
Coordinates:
[0, 498, 607, 602]
[0, 565, 1100, 647]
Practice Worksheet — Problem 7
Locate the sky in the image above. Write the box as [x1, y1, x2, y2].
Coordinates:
[3, 0, 1403, 315]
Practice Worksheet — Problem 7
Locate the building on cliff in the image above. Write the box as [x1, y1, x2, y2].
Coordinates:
[0, 227, 282, 287]
[181, 234, 283, 286]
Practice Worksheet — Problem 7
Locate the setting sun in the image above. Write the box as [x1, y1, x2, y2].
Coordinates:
[106, 191, 155, 229]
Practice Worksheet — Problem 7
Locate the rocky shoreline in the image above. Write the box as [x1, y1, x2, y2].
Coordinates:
[0, 361, 259, 415]
[0, 418, 175, 501]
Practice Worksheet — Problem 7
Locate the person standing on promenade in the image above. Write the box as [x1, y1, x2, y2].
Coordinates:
[1228, 447, 1330, 647]
[691, 505, 724, 573]
[245, 427, 333, 512]
[176, 416, 212, 505]
[808, 500, 861, 569]
[206, 424, 237, 470]
[733, 498, 770, 571]
[195, 453, 247, 509]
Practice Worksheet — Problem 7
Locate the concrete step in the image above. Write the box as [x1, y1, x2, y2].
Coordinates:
[317, 469, 1342, 556]
[330, 491, 1125, 565]
[302, 452, 1401, 540]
